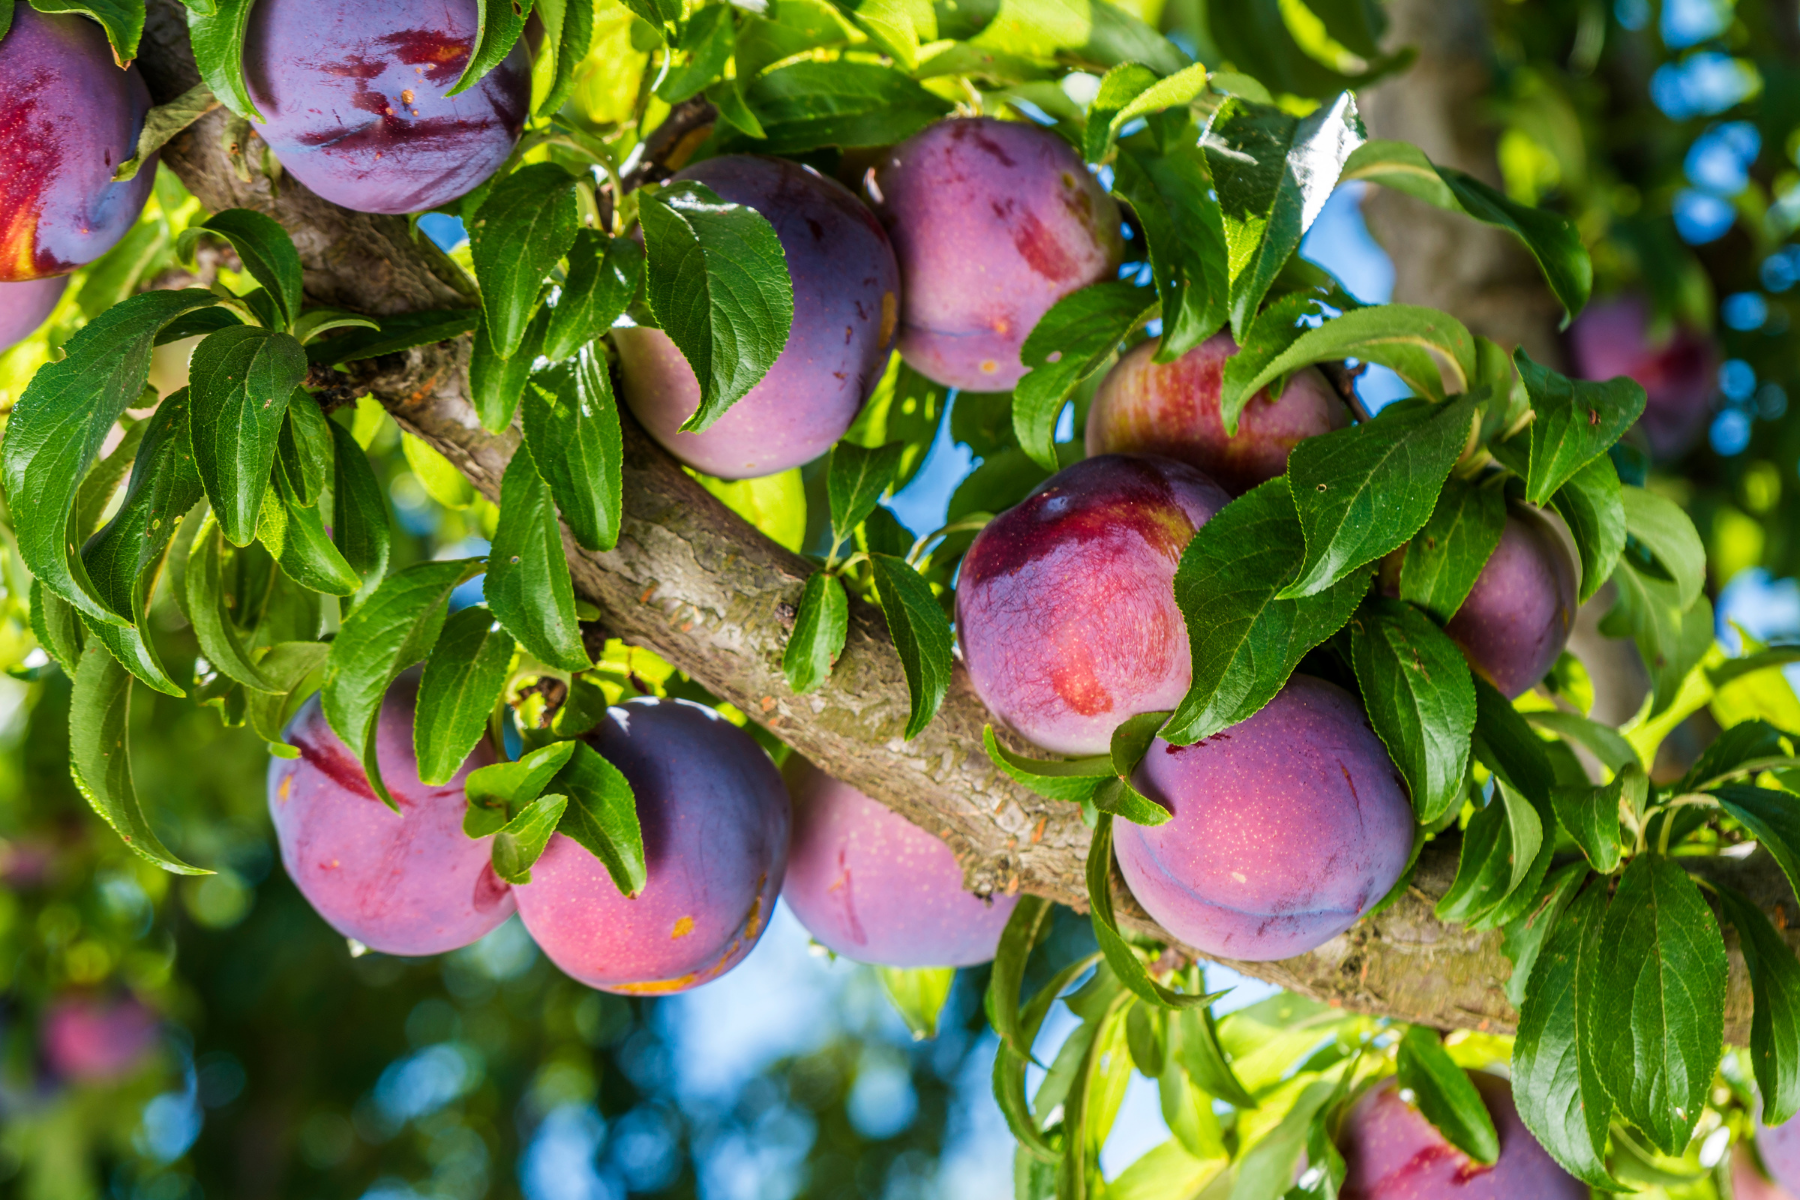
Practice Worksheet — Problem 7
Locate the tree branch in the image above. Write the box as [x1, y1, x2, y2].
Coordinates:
[130, 3, 1793, 1039]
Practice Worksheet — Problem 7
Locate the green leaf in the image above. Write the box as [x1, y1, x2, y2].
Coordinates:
[981, 725, 1114, 803]
[1164, 478, 1369, 744]
[1683, 719, 1790, 791]
[1280, 393, 1480, 599]
[179, 209, 304, 330]
[323, 558, 482, 808]
[985, 895, 1054, 1057]
[80, 602, 184, 698]
[327, 419, 391, 602]
[1550, 767, 1635, 873]
[244, 640, 330, 754]
[1620, 486, 1706, 612]
[448, 0, 536, 96]
[29, 0, 142, 64]
[1086, 814, 1227, 1012]
[1511, 877, 1617, 1188]
[1524, 709, 1638, 773]
[544, 231, 643, 362]
[1716, 884, 1800, 1127]
[277, 393, 332, 507]
[415, 606, 514, 787]
[521, 349, 624, 553]
[1500, 861, 1588, 1009]
[1435, 780, 1543, 924]
[640, 179, 795, 433]
[72, 417, 149, 547]
[1172, 1004, 1258, 1109]
[491, 792, 569, 885]
[469, 302, 550, 435]
[828, 441, 903, 547]
[3, 289, 217, 625]
[851, 0, 935, 70]
[69, 644, 209, 874]
[783, 572, 849, 695]
[485, 441, 592, 673]
[552, 743, 646, 897]
[1551, 453, 1626, 604]
[113, 81, 221, 183]
[1399, 474, 1507, 622]
[1348, 597, 1476, 824]
[656, 3, 734, 103]
[257, 476, 361, 596]
[464, 741, 578, 835]
[1593, 855, 1727, 1155]
[1012, 280, 1156, 469]
[869, 553, 952, 740]
[1515, 349, 1647, 506]
[1602, 558, 1713, 717]
[1082, 61, 1208, 163]
[30, 579, 84, 675]
[1227, 1079, 1337, 1200]
[186, 0, 259, 119]
[81, 389, 205, 625]
[1202, 93, 1363, 338]
[1713, 786, 1800, 905]
[876, 966, 957, 1040]
[1471, 675, 1556, 805]
[1396, 1025, 1499, 1164]
[181, 517, 274, 692]
[1110, 146, 1229, 362]
[307, 310, 482, 367]
[734, 60, 951, 154]
[187, 327, 308, 546]
[471, 163, 581, 359]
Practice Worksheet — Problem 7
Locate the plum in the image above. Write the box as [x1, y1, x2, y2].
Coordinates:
[514, 698, 790, 994]
[1338, 1073, 1588, 1199]
[0, 5, 155, 281]
[1114, 675, 1412, 961]
[1086, 333, 1349, 494]
[1738, 1144, 1799, 1200]
[0, 275, 64, 353]
[1568, 293, 1717, 459]
[614, 154, 900, 479]
[869, 116, 1124, 391]
[1443, 508, 1578, 699]
[243, 0, 530, 215]
[1759, 1111, 1800, 1197]
[267, 674, 514, 956]
[41, 994, 158, 1083]
[782, 760, 1017, 967]
[956, 453, 1229, 757]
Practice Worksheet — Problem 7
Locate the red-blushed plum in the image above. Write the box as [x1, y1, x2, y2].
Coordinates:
[614, 155, 899, 479]
[1086, 333, 1350, 494]
[1443, 508, 1578, 699]
[781, 759, 1017, 967]
[1758, 1111, 1800, 1197]
[1339, 1073, 1588, 1199]
[0, 5, 155, 281]
[1568, 293, 1718, 459]
[1738, 1144, 1799, 1200]
[267, 674, 514, 956]
[242, 0, 530, 215]
[514, 698, 790, 994]
[0, 275, 65, 353]
[1115, 675, 1412, 962]
[869, 117, 1124, 391]
[41, 994, 158, 1083]
[956, 454, 1230, 757]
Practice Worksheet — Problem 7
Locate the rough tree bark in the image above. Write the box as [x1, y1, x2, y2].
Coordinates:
[128, 0, 1791, 1039]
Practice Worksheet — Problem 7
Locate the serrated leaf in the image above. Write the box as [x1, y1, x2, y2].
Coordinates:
[327, 419, 391, 603]
[471, 163, 580, 359]
[1110, 146, 1229, 362]
[80, 602, 184, 697]
[640, 180, 794, 433]
[491, 792, 568, 885]
[1516, 349, 1646, 506]
[180, 517, 274, 691]
[545, 231, 643, 362]
[869, 553, 952, 739]
[1013, 280, 1156, 469]
[81, 389, 205, 625]
[257, 476, 360, 596]
[415, 606, 514, 787]
[1281, 393, 1479, 599]
[552, 743, 646, 897]
[1551, 453, 1626, 604]
[1396, 1025, 1499, 1164]
[113, 81, 220, 183]
[1620, 486, 1705, 612]
[828, 441, 903, 547]
[1399, 473, 1507, 622]
[1348, 597, 1476, 823]
[244, 640, 330, 753]
[485, 441, 591, 673]
[1500, 860, 1588, 1010]
[185, 0, 259, 119]
[1435, 780, 1542, 924]
[1713, 786, 1800, 906]
[521, 348, 623, 554]
[1524, 709, 1638, 773]
[1603, 557, 1713, 718]
[307, 310, 482, 367]
[1086, 814, 1228, 1012]
[783, 571, 848, 695]
[465, 741, 578, 835]
[732, 60, 951, 154]
[179, 209, 304, 330]
[276, 393, 332, 507]
[1164, 478, 1368, 745]
[1683, 720, 1790, 792]
[534, 0, 597, 118]
[30, 0, 142, 64]
[981, 724, 1114, 803]
[30, 579, 84, 674]
[656, 3, 734, 103]
[448, 0, 536, 96]
[876, 966, 956, 1040]
[1716, 883, 1800, 1127]
[1471, 675, 1556, 805]
[1083, 61, 1208, 164]
[188, 327, 308, 546]
[1550, 767, 1634, 873]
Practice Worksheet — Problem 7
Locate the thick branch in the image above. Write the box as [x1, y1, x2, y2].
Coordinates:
[132, 4, 1791, 1039]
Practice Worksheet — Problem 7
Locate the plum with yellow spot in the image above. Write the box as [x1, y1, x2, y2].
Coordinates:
[614, 154, 900, 479]
[0, 4, 156, 281]
[514, 698, 790, 994]
[1114, 675, 1412, 961]
[782, 760, 1016, 967]
[869, 116, 1124, 391]
[955, 453, 1229, 757]
[267, 672, 515, 956]
[1086, 332, 1350, 495]
[1443, 507, 1578, 699]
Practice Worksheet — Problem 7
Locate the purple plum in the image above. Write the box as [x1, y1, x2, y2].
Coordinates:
[0, 275, 65, 353]
[243, 0, 530, 214]
[1339, 1073, 1588, 1198]
[869, 116, 1124, 391]
[1086, 332, 1349, 495]
[0, 4, 155, 281]
[614, 154, 900, 479]
[267, 675, 515, 956]
[782, 760, 1017, 967]
[1443, 508, 1578, 699]
[514, 698, 790, 994]
[956, 454, 1229, 757]
[1568, 293, 1717, 459]
[1759, 1110, 1800, 1198]
[1739, 1144, 1799, 1200]
[1115, 675, 1412, 962]
[41, 994, 158, 1083]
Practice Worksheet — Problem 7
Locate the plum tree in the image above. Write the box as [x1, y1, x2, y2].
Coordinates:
[868, 116, 1124, 391]
[1114, 675, 1412, 961]
[267, 675, 515, 956]
[782, 760, 1017, 967]
[1568, 293, 1717, 459]
[514, 698, 789, 994]
[1443, 508, 1578, 699]
[40, 994, 158, 1083]
[1086, 333, 1349, 494]
[0, 275, 64, 353]
[955, 454, 1230, 757]
[242, 0, 530, 215]
[0, 4, 155, 280]
[614, 154, 899, 479]
[1338, 1073, 1588, 1198]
